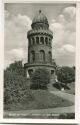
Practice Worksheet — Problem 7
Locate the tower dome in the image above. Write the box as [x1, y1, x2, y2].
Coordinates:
[33, 10, 48, 24]
[31, 10, 49, 29]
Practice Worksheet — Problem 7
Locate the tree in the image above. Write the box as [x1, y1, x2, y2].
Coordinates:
[4, 61, 33, 106]
[31, 68, 50, 89]
[5, 60, 25, 77]
[56, 66, 75, 85]
[4, 70, 33, 105]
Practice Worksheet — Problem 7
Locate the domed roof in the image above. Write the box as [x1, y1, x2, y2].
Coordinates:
[32, 10, 48, 24]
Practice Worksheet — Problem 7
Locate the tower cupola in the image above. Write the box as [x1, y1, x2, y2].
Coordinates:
[31, 10, 49, 30]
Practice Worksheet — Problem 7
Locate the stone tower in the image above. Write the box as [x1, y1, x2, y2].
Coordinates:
[24, 10, 56, 78]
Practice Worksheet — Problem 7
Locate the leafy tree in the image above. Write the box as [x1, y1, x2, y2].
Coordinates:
[4, 61, 34, 106]
[5, 60, 25, 77]
[4, 70, 33, 105]
[31, 68, 50, 89]
[56, 66, 75, 84]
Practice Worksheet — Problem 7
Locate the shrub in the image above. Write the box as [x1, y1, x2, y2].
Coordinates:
[53, 82, 61, 90]
[4, 70, 33, 106]
[31, 68, 50, 89]
[5, 60, 25, 77]
[56, 66, 75, 85]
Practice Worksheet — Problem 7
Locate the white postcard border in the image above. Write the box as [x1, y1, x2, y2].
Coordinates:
[0, 0, 80, 123]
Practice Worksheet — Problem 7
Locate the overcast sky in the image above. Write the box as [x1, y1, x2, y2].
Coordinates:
[4, 3, 76, 68]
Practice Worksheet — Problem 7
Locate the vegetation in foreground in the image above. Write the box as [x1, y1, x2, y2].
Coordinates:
[4, 89, 73, 111]
[56, 66, 75, 85]
[30, 68, 50, 89]
[4, 61, 74, 111]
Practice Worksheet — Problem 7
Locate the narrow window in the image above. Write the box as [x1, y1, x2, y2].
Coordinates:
[36, 37, 39, 44]
[30, 51, 35, 63]
[40, 37, 44, 44]
[40, 50, 45, 62]
[48, 51, 52, 63]
[45, 37, 48, 45]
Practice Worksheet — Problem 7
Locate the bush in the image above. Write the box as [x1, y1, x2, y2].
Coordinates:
[4, 61, 34, 106]
[53, 82, 62, 90]
[5, 61, 25, 77]
[4, 70, 33, 106]
[56, 66, 75, 84]
[31, 68, 50, 89]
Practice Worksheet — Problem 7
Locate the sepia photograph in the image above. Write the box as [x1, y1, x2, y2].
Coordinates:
[4, 2, 76, 119]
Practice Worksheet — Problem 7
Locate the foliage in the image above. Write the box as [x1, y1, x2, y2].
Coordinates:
[4, 90, 73, 111]
[65, 82, 75, 94]
[4, 61, 74, 112]
[56, 66, 75, 84]
[4, 61, 33, 107]
[31, 68, 50, 89]
[5, 61, 25, 77]
[53, 82, 70, 90]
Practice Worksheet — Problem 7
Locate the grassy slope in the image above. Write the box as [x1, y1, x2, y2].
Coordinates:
[5, 90, 73, 111]
[65, 82, 75, 94]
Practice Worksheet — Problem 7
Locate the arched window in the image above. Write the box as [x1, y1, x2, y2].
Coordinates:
[40, 50, 45, 62]
[30, 51, 35, 63]
[36, 37, 39, 44]
[51, 70, 54, 74]
[48, 51, 52, 63]
[45, 37, 48, 45]
[40, 37, 44, 44]
[49, 38, 51, 41]
[28, 69, 33, 76]
[49, 38, 51, 46]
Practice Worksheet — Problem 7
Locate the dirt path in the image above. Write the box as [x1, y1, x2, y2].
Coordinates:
[4, 105, 74, 118]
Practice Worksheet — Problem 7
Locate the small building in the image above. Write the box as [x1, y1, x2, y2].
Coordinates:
[24, 10, 56, 78]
